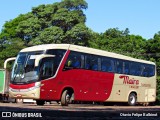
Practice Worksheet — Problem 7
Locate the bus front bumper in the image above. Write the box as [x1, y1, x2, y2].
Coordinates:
[9, 86, 40, 99]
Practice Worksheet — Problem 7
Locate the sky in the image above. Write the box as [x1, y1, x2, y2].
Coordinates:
[0, 0, 160, 39]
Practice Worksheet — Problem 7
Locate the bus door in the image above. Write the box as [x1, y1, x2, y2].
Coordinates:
[39, 57, 55, 99]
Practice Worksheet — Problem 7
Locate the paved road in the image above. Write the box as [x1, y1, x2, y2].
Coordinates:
[0, 103, 159, 119]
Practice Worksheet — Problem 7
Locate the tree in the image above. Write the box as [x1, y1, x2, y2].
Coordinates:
[145, 32, 160, 75]
[32, 26, 64, 45]
[65, 23, 92, 45]
[0, 0, 89, 68]
[15, 0, 88, 46]
[0, 39, 24, 67]
[89, 28, 146, 59]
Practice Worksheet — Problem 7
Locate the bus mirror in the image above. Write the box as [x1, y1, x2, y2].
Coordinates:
[35, 54, 55, 67]
[4, 57, 16, 69]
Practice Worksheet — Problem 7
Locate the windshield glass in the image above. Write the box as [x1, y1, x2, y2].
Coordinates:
[11, 51, 43, 84]
[11, 49, 66, 84]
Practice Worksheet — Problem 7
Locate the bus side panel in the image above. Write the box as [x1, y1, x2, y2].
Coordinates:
[107, 74, 156, 103]
[0, 70, 5, 94]
[40, 71, 115, 101]
[58, 69, 115, 101]
[39, 50, 71, 100]
[107, 74, 128, 102]
[40, 50, 115, 101]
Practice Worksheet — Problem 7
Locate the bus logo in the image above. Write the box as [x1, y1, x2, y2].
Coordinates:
[119, 75, 139, 85]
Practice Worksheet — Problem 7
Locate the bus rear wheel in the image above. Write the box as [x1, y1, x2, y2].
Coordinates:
[61, 90, 72, 106]
[36, 100, 45, 106]
[128, 93, 137, 106]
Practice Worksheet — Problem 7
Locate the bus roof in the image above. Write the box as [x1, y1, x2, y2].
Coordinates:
[20, 44, 70, 52]
[20, 44, 155, 65]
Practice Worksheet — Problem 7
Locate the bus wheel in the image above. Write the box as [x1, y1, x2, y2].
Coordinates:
[61, 90, 72, 106]
[128, 93, 137, 106]
[36, 100, 45, 106]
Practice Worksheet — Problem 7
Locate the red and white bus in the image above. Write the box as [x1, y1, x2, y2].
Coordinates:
[9, 44, 156, 106]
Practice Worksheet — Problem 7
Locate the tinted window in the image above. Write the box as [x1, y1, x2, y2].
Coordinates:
[46, 49, 66, 68]
[90, 55, 98, 70]
[85, 54, 90, 69]
[84, 54, 99, 71]
[65, 51, 82, 68]
[148, 65, 155, 77]
[116, 60, 123, 74]
[129, 63, 137, 75]
[142, 64, 155, 77]
[124, 61, 130, 74]
[39, 58, 55, 80]
[101, 57, 114, 72]
[135, 63, 143, 76]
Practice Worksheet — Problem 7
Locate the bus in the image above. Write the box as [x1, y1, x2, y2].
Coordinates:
[9, 44, 156, 106]
[0, 57, 16, 102]
[2, 58, 35, 103]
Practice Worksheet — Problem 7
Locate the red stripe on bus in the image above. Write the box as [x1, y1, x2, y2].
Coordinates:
[10, 83, 35, 89]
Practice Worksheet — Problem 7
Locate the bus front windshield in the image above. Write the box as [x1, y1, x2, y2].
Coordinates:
[11, 51, 43, 84]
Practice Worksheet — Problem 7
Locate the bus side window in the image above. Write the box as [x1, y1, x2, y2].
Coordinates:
[81, 55, 85, 69]
[116, 60, 123, 74]
[65, 51, 81, 69]
[142, 65, 149, 77]
[136, 63, 143, 76]
[84, 54, 98, 71]
[129, 63, 136, 75]
[142, 64, 155, 77]
[101, 57, 107, 72]
[98, 58, 101, 71]
[85, 54, 90, 69]
[91, 55, 98, 71]
[124, 61, 129, 74]
[148, 65, 155, 77]
[101, 57, 113, 72]
[40, 58, 54, 80]
[46, 49, 66, 69]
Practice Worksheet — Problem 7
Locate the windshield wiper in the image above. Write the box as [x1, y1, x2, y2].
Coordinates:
[12, 64, 25, 82]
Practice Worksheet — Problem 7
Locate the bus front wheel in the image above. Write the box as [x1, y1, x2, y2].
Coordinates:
[128, 93, 137, 106]
[61, 90, 72, 106]
[36, 100, 45, 106]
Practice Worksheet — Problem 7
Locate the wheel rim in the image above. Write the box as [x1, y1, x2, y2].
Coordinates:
[66, 94, 70, 103]
[130, 96, 135, 104]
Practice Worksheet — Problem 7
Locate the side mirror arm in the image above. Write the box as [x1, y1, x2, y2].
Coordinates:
[4, 57, 16, 69]
[35, 54, 55, 67]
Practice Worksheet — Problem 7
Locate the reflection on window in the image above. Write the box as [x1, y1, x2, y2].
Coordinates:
[63, 51, 155, 77]
[90, 55, 98, 71]
[65, 52, 81, 68]
[116, 60, 123, 74]
[142, 65, 155, 77]
[101, 57, 113, 72]
[46, 49, 66, 69]
[124, 62, 129, 74]
[40, 58, 54, 80]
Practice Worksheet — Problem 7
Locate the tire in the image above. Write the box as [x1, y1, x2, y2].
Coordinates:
[61, 90, 72, 106]
[36, 100, 45, 106]
[128, 93, 137, 106]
